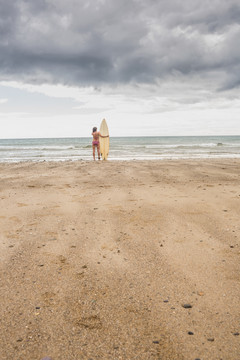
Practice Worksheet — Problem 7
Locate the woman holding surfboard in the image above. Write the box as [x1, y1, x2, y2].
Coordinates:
[92, 126, 109, 161]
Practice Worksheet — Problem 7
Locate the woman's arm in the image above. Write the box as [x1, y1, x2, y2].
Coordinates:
[99, 132, 109, 138]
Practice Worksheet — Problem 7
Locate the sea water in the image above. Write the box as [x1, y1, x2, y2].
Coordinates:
[0, 136, 240, 162]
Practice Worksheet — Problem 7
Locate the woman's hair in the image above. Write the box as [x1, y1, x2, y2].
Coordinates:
[92, 127, 97, 132]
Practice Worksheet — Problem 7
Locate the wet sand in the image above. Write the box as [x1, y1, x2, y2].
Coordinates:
[0, 160, 239, 360]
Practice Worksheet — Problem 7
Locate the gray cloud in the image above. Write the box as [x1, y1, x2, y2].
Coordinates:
[0, 0, 240, 90]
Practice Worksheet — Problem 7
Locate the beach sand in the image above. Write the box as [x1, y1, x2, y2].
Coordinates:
[0, 160, 239, 360]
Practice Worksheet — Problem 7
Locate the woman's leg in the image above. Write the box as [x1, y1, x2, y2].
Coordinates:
[97, 144, 100, 160]
[92, 145, 96, 160]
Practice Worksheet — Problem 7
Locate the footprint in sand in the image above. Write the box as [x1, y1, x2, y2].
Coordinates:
[10, 216, 21, 223]
[27, 222, 37, 227]
[17, 203, 28, 207]
[5, 231, 19, 239]
[58, 255, 67, 264]
[41, 292, 57, 306]
[75, 315, 102, 330]
[45, 231, 58, 237]
[75, 272, 85, 279]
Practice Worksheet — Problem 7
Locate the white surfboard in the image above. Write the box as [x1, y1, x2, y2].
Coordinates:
[99, 119, 109, 160]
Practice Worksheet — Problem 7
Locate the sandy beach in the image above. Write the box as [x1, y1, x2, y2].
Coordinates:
[0, 159, 239, 360]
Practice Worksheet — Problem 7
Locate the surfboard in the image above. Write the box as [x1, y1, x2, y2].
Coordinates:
[99, 119, 109, 160]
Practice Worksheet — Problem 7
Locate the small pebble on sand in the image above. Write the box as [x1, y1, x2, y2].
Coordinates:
[182, 304, 192, 309]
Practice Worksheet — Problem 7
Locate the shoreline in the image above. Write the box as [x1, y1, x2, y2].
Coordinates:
[0, 160, 239, 359]
[1, 156, 240, 164]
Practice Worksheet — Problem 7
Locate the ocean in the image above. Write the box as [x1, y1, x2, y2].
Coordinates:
[0, 136, 240, 162]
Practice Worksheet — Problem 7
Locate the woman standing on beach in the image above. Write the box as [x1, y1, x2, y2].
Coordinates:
[92, 127, 109, 160]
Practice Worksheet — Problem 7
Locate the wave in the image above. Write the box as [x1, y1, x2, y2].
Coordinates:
[145, 143, 227, 149]
[0, 146, 81, 152]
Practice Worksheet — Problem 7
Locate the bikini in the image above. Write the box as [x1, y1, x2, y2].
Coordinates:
[92, 140, 99, 146]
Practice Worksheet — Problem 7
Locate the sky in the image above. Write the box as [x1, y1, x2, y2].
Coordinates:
[0, 0, 240, 138]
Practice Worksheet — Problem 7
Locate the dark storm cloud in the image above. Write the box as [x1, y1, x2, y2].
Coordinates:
[0, 0, 240, 89]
